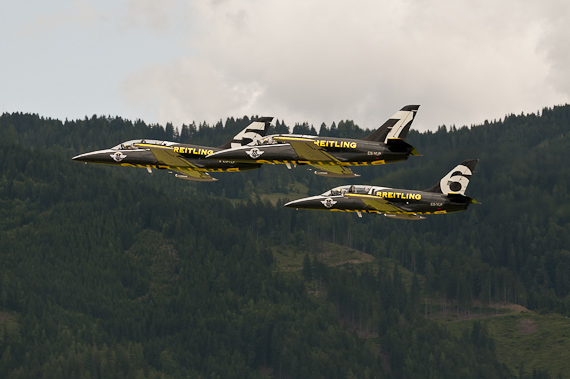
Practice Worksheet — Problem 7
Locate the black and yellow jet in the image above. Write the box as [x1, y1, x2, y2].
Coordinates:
[206, 105, 420, 178]
[72, 117, 273, 182]
[284, 159, 479, 219]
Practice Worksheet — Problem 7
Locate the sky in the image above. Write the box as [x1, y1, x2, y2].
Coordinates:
[2, 0, 569, 132]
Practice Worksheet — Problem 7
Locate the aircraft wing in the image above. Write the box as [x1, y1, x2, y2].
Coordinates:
[273, 136, 359, 177]
[171, 168, 217, 182]
[310, 164, 359, 177]
[345, 194, 406, 213]
[274, 136, 338, 162]
[135, 143, 218, 182]
[135, 144, 190, 167]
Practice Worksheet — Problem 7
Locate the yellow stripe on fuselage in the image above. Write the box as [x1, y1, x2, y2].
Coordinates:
[118, 163, 243, 173]
[133, 144, 214, 156]
[255, 160, 385, 166]
[323, 208, 449, 216]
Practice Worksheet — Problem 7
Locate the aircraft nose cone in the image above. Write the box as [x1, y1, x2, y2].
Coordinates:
[73, 149, 159, 165]
[72, 152, 96, 161]
[283, 200, 299, 208]
[284, 196, 333, 210]
[72, 152, 98, 162]
[72, 149, 121, 163]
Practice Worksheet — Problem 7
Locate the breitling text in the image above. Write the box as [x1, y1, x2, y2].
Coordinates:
[173, 147, 214, 155]
[314, 140, 357, 148]
[376, 191, 422, 200]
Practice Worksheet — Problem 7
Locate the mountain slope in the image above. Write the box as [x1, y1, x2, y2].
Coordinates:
[2, 106, 570, 377]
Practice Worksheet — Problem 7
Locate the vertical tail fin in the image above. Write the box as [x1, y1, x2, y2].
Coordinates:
[220, 117, 273, 149]
[363, 105, 420, 143]
[425, 159, 479, 195]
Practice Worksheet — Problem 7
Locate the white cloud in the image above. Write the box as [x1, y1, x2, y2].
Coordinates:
[538, 1, 570, 100]
[121, 56, 264, 124]
[20, 0, 564, 131]
[122, 0, 183, 30]
[18, 0, 103, 37]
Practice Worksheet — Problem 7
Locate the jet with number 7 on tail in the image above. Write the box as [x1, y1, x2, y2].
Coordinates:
[72, 117, 273, 181]
[284, 159, 479, 219]
[206, 105, 421, 178]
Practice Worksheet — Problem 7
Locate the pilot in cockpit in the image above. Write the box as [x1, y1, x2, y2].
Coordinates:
[324, 186, 348, 196]
[323, 185, 371, 197]
[255, 136, 278, 146]
[112, 140, 141, 150]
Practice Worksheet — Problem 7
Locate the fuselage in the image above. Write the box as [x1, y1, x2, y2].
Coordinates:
[206, 134, 416, 166]
[284, 185, 472, 216]
[72, 139, 261, 172]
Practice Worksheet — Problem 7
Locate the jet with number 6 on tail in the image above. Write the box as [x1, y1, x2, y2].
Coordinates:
[284, 159, 479, 219]
[72, 117, 273, 181]
[206, 105, 421, 178]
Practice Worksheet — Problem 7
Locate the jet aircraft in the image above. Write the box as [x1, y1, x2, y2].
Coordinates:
[206, 105, 421, 178]
[72, 117, 273, 181]
[284, 159, 479, 219]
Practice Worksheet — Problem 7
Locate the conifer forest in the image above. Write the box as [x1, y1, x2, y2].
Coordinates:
[1, 105, 570, 378]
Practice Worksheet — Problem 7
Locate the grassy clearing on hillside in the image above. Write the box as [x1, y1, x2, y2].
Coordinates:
[259, 181, 309, 205]
[271, 239, 570, 378]
[444, 311, 570, 378]
[272, 241, 374, 271]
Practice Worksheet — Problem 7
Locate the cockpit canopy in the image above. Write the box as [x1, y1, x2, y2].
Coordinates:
[254, 135, 279, 146]
[253, 134, 317, 146]
[321, 185, 372, 197]
[111, 139, 176, 150]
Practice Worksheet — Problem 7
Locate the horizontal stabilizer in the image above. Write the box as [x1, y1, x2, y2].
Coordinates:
[385, 138, 420, 155]
[447, 193, 479, 204]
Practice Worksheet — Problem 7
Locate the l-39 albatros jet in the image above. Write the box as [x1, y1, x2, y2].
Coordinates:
[206, 105, 420, 178]
[284, 159, 479, 219]
[72, 117, 273, 181]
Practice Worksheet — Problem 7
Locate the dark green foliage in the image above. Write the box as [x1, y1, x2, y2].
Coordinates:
[302, 253, 312, 281]
[0, 114, 380, 377]
[322, 262, 512, 378]
[1, 104, 570, 377]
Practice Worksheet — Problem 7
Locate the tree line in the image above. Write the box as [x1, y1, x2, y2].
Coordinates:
[1, 106, 570, 377]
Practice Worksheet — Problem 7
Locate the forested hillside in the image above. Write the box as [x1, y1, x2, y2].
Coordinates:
[1, 106, 569, 378]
